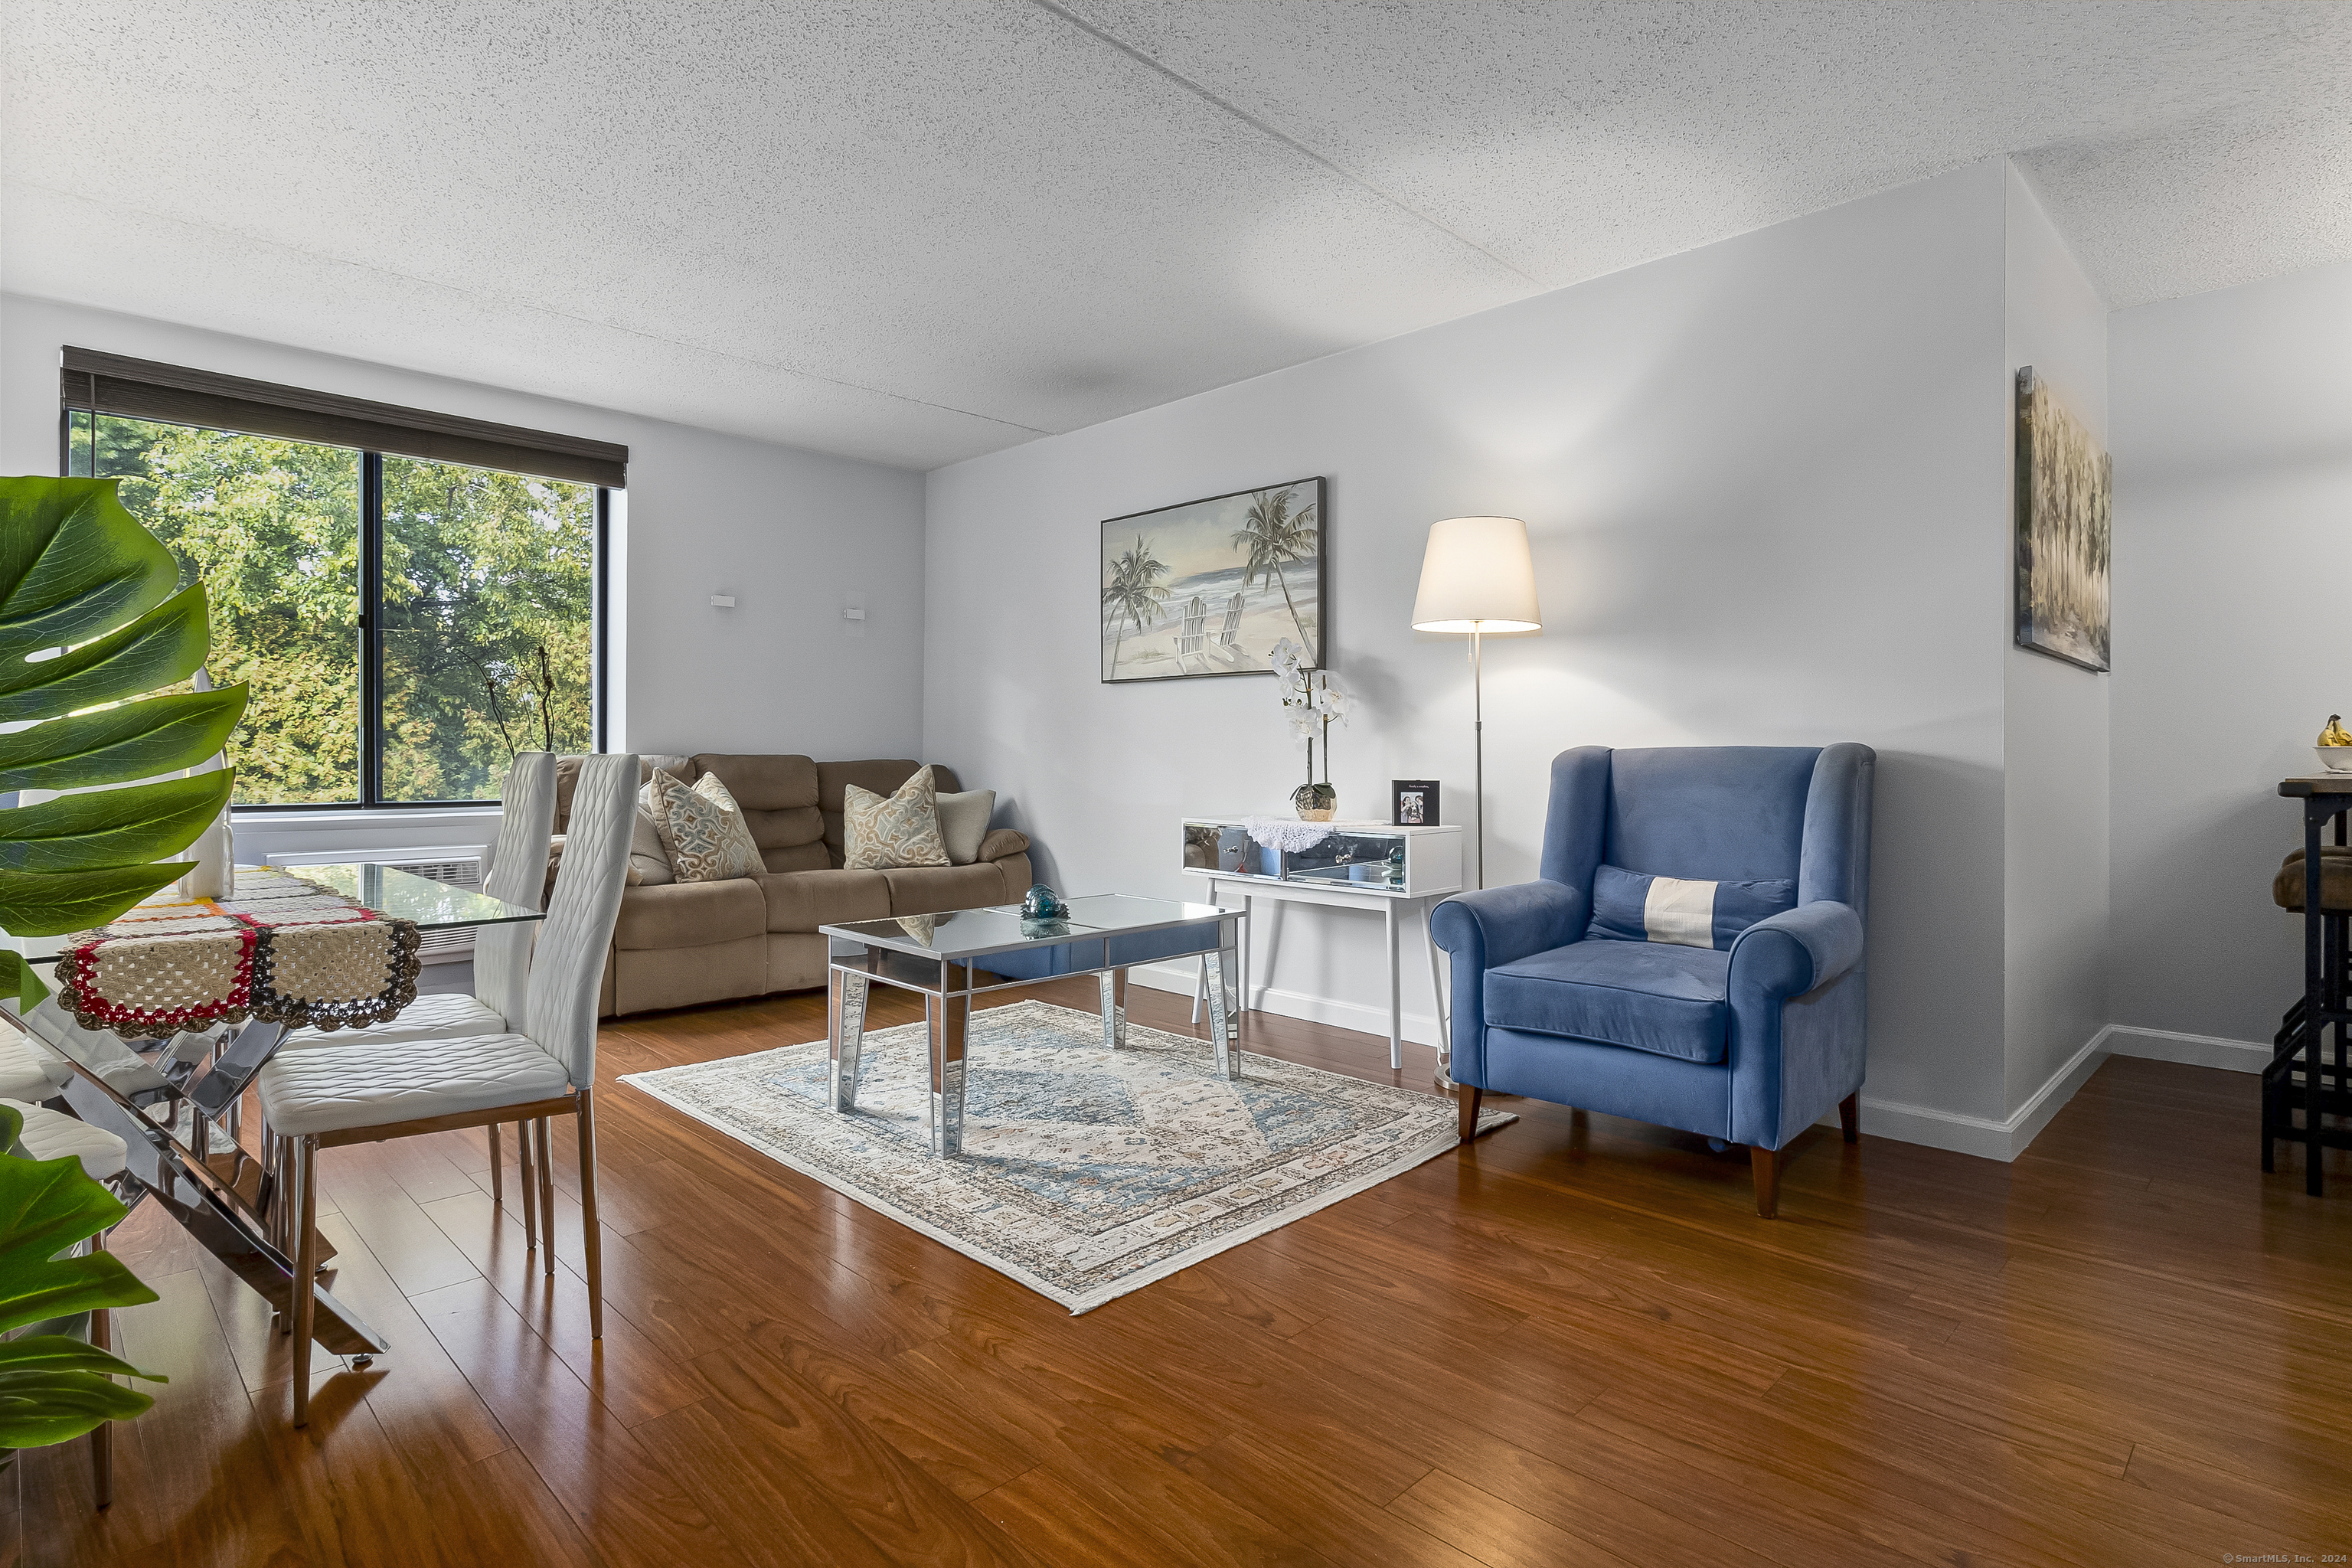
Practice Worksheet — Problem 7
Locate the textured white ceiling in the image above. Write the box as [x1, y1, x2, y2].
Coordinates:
[5, 2, 2348, 469]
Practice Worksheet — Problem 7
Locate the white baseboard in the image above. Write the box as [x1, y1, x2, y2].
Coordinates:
[1129, 959, 1445, 1048]
[2101, 1024, 2269, 1073]
[1129, 961, 2269, 1162]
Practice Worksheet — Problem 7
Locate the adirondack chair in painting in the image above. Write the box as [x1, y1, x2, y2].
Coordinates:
[1173, 596, 1210, 671]
[1205, 593, 1247, 667]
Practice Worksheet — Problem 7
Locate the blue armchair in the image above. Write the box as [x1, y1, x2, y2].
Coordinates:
[1432, 744, 1875, 1217]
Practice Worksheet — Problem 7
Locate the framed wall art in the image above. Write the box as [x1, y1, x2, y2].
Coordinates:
[2014, 367, 2111, 672]
[1101, 476, 1325, 683]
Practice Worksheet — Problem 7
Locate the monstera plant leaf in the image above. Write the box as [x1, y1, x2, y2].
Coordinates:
[0, 478, 250, 1006]
[0, 1103, 165, 1449]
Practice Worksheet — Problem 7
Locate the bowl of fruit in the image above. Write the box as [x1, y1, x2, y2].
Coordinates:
[2316, 716, 2352, 772]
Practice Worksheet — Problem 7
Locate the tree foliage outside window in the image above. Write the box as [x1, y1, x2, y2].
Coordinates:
[67, 412, 596, 805]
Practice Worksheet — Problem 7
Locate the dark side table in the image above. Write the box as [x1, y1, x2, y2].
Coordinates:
[2272, 776, 2352, 1193]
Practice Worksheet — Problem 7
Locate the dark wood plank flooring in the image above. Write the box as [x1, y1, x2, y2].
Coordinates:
[27, 978, 2352, 1566]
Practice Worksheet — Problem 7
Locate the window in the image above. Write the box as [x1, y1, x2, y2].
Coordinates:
[61, 351, 622, 809]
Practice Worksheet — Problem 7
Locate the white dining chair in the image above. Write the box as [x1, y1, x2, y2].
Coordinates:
[272, 752, 557, 1239]
[257, 752, 637, 1426]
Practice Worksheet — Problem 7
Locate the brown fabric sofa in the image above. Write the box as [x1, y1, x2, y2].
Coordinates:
[554, 756, 1034, 1017]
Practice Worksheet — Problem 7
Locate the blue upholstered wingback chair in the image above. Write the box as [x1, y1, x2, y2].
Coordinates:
[1432, 744, 1875, 1217]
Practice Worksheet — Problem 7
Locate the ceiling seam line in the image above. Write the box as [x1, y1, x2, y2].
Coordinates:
[1024, 0, 1548, 290]
[5, 178, 1056, 439]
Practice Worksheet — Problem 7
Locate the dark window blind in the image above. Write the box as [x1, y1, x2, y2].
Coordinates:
[60, 347, 627, 488]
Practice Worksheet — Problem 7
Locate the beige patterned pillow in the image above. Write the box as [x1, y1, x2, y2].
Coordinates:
[646, 769, 764, 882]
[844, 766, 950, 870]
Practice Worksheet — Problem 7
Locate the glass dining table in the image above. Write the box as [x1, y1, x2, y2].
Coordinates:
[5, 864, 542, 1357]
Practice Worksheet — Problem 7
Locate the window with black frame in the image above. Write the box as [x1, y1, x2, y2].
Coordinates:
[61, 351, 621, 809]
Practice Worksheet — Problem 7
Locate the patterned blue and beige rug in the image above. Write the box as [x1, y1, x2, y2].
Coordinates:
[619, 999, 1512, 1313]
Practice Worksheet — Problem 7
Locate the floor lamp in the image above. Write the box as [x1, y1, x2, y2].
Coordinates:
[1413, 517, 1542, 1089]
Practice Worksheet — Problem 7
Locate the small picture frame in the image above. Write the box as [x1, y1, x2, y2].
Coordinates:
[1391, 779, 1440, 827]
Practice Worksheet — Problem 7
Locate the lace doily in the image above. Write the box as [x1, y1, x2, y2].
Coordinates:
[1244, 817, 1337, 852]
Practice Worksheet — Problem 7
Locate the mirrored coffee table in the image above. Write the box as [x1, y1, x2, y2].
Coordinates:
[820, 894, 1243, 1155]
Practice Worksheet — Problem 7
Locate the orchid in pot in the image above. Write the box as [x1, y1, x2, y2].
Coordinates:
[1270, 638, 1349, 820]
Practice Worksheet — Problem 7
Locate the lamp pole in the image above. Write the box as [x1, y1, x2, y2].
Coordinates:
[1471, 624, 1485, 890]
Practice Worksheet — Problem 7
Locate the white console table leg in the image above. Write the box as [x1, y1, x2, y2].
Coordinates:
[1419, 900, 1451, 1046]
[1383, 899, 1403, 1070]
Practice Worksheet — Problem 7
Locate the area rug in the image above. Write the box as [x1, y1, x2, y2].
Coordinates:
[618, 999, 1513, 1314]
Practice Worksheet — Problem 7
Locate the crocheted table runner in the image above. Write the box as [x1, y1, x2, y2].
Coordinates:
[54, 868, 422, 1037]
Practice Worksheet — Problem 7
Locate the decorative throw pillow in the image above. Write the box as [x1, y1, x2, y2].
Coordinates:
[933, 789, 996, 865]
[645, 768, 764, 882]
[1585, 864, 1795, 951]
[843, 766, 951, 870]
[625, 807, 674, 887]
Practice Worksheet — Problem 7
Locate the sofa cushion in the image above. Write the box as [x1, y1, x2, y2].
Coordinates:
[758, 869, 892, 933]
[844, 766, 951, 869]
[820, 760, 962, 866]
[881, 864, 1015, 918]
[645, 769, 766, 882]
[627, 807, 674, 886]
[612, 879, 766, 950]
[761, 841, 829, 874]
[687, 755, 825, 858]
[1484, 940, 1731, 1064]
[936, 789, 996, 864]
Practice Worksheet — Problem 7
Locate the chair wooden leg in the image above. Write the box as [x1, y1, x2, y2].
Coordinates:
[518, 1119, 539, 1249]
[1457, 1086, 1483, 1143]
[1840, 1092, 1860, 1145]
[488, 1122, 504, 1210]
[534, 1119, 557, 1277]
[576, 1091, 604, 1341]
[1750, 1145, 1782, 1220]
[292, 1136, 319, 1425]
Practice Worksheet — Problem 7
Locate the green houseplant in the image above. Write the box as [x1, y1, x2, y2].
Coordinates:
[0, 473, 243, 1475]
[0, 475, 250, 1009]
[0, 1102, 164, 1453]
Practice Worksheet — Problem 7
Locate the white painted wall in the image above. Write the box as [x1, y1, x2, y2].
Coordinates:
[928, 158, 2020, 1138]
[2108, 257, 2352, 1052]
[2000, 167, 2113, 1128]
[0, 294, 927, 861]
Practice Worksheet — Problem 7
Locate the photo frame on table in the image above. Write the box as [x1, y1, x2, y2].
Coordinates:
[1392, 779, 1440, 827]
[1100, 476, 1325, 683]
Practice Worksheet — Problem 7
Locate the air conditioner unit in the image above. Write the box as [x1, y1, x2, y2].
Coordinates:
[264, 846, 488, 964]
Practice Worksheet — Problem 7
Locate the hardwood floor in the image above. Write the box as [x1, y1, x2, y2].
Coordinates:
[30, 979, 2352, 1566]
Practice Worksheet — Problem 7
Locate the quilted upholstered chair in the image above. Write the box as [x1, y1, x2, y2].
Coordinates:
[260, 752, 636, 1424]
[272, 752, 557, 1241]
[1432, 744, 1875, 1217]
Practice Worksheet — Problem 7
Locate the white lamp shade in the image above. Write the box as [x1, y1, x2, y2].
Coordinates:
[1411, 516, 1542, 632]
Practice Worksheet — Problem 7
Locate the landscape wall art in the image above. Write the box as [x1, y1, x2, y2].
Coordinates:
[2014, 367, 2112, 672]
[1100, 477, 1325, 683]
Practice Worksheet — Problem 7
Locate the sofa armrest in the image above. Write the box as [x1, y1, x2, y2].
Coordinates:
[1727, 900, 1863, 1001]
[977, 828, 1031, 862]
[1429, 880, 1586, 970]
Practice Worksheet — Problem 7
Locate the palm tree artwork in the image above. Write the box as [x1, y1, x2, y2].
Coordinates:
[1099, 477, 1323, 682]
[1101, 534, 1171, 675]
[1233, 487, 1319, 650]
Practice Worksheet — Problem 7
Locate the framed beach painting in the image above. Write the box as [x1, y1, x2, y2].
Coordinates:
[1100, 477, 1325, 683]
[2014, 367, 2111, 672]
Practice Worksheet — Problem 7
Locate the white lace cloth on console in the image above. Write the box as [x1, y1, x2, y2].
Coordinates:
[1243, 817, 1336, 853]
